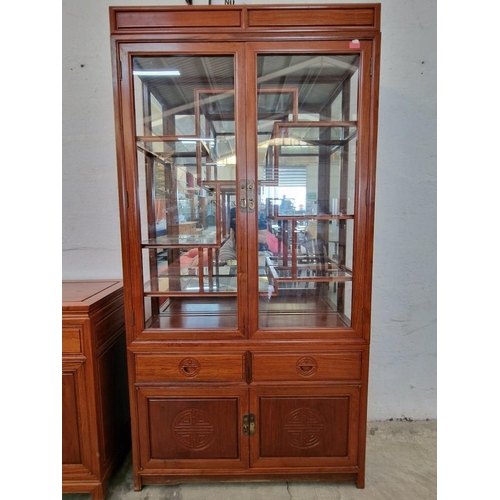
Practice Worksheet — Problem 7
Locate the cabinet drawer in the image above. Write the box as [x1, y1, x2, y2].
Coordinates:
[252, 352, 362, 382]
[62, 326, 82, 354]
[135, 353, 245, 383]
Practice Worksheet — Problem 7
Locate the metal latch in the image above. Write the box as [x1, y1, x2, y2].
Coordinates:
[239, 180, 255, 213]
[240, 180, 247, 210]
[243, 413, 256, 435]
[247, 180, 255, 212]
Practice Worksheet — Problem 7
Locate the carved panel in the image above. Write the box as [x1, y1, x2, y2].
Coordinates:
[172, 408, 215, 449]
[258, 396, 350, 458]
[285, 407, 325, 448]
[143, 395, 240, 462]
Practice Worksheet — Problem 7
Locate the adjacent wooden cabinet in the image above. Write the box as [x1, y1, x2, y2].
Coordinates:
[62, 280, 130, 500]
[109, 3, 380, 490]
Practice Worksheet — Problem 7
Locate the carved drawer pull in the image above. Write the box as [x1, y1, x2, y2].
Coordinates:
[179, 358, 201, 377]
[296, 356, 318, 377]
[299, 365, 314, 373]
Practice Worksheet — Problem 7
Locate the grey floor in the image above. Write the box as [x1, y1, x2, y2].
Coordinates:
[63, 419, 436, 500]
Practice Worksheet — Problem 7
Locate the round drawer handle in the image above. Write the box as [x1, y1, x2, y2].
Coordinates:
[296, 356, 318, 377]
[179, 358, 201, 378]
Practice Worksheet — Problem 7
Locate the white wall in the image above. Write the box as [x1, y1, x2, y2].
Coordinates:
[62, 0, 437, 420]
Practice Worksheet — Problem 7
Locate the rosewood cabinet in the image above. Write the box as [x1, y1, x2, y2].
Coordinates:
[109, 3, 380, 489]
[62, 280, 130, 499]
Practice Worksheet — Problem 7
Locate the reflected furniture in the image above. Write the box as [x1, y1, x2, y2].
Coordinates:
[109, 3, 381, 490]
[62, 280, 130, 500]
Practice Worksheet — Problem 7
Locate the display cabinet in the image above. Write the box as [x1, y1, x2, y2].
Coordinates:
[109, 3, 380, 489]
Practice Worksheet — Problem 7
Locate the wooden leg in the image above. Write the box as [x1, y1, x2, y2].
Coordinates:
[134, 473, 142, 491]
[356, 473, 365, 489]
[90, 483, 105, 500]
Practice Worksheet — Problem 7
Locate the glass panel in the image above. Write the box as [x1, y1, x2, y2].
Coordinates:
[257, 53, 359, 330]
[143, 247, 238, 294]
[144, 296, 238, 330]
[133, 55, 238, 331]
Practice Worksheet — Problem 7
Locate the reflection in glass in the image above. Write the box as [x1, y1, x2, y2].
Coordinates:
[133, 55, 238, 330]
[143, 247, 237, 294]
[256, 54, 359, 330]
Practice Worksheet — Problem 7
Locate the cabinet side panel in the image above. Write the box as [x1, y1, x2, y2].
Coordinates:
[97, 334, 130, 465]
[93, 295, 125, 349]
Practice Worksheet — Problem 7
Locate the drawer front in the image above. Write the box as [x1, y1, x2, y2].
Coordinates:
[62, 326, 83, 354]
[135, 353, 245, 383]
[252, 351, 362, 382]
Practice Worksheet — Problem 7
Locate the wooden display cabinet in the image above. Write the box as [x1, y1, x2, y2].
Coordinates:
[62, 280, 130, 499]
[109, 3, 380, 490]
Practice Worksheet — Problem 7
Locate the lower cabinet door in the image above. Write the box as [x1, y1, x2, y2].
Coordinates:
[136, 387, 249, 470]
[249, 385, 360, 469]
[62, 360, 94, 477]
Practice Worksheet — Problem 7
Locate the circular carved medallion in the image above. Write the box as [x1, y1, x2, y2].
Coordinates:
[284, 407, 325, 448]
[179, 358, 201, 377]
[173, 408, 215, 449]
[295, 356, 318, 377]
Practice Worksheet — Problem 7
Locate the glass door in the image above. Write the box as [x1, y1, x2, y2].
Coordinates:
[246, 43, 370, 336]
[119, 40, 371, 338]
[119, 43, 247, 336]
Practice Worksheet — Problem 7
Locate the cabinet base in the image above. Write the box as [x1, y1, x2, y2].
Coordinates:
[138, 471, 362, 488]
[62, 481, 105, 500]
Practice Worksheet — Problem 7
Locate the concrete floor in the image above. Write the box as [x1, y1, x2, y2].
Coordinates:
[63, 419, 436, 500]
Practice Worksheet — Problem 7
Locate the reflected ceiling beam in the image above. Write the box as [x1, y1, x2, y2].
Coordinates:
[257, 55, 354, 85]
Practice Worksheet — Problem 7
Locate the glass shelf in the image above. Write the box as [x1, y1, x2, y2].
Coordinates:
[142, 235, 219, 248]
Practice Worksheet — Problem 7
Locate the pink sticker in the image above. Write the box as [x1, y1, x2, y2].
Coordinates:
[349, 40, 361, 49]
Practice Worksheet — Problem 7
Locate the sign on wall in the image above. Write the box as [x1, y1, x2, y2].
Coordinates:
[185, 1, 235, 4]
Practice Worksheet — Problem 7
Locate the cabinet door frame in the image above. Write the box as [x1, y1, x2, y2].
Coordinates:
[244, 40, 378, 341]
[136, 386, 250, 471]
[249, 385, 360, 470]
[114, 41, 249, 342]
[62, 359, 95, 478]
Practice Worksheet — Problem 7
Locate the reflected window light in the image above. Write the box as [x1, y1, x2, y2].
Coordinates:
[133, 70, 181, 76]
